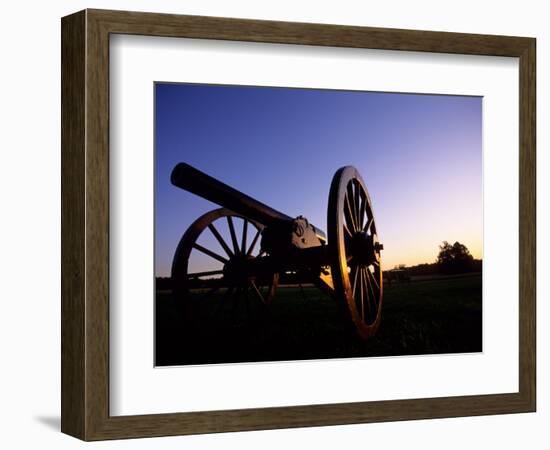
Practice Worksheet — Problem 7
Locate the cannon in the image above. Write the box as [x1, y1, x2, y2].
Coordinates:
[170, 163, 384, 340]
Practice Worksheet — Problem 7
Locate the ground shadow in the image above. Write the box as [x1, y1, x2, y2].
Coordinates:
[34, 415, 60, 431]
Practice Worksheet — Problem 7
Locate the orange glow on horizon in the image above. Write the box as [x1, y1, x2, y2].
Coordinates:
[381, 237, 482, 269]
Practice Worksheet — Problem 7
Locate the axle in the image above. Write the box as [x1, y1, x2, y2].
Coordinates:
[223, 244, 331, 282]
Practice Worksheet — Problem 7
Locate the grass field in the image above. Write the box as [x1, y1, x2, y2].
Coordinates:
[155, 273, 482, 366]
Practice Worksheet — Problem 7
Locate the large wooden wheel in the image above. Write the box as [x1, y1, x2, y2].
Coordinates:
[171, 208, 279, 331]
[327, 166, 383, 340]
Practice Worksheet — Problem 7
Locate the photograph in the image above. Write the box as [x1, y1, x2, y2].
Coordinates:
[154, 82, 483, 366]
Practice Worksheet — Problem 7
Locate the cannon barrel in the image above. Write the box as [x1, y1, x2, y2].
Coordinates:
[171, 163, 294, 227]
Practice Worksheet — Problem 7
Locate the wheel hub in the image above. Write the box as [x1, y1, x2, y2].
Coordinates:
[223, 254, 255, 283]
[349, 231, 383, 266]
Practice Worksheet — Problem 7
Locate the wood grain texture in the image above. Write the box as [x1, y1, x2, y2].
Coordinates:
[518, 39, 536, 409]
[60, 8, 537, 441]
[89, 8, 532, 56]
[61, 10, 86, 439]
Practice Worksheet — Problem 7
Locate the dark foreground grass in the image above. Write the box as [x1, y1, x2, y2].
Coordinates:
[155, 274, 481, 366]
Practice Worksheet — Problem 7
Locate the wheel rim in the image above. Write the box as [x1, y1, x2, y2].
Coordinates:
[171, 208, 278, 329]
[327, 166, 383, 339]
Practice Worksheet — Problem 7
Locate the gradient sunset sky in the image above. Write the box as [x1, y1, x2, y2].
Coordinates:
[155, 83, 482, 277]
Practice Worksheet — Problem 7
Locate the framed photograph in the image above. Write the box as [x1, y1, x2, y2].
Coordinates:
[61, 9, 536, 440]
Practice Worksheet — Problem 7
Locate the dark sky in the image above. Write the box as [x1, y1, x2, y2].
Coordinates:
[155, 83, 482, 277]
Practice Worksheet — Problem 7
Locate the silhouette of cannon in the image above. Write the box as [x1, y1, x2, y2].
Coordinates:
[170, 163, 383, 340]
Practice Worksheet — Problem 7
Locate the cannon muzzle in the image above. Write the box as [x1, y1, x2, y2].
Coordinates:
[171, 163, 293, 227]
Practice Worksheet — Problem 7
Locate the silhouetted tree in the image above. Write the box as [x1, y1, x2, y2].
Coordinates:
[436, 241, 474, 274]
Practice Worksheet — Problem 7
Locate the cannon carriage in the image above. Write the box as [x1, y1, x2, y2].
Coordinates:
[170, 163, 384, 340]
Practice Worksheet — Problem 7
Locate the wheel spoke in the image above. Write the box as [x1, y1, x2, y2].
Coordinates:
[367, 267, 380, 291]
[364, 216, 374, 233]
[187, 269, 224, 279]
[347, 183, 359, 231]
[241, 219, 248, 254]
[227, 216, 240, 254]
[208, 223, 234, 258]
[246, 228, 262, 256]
[192, 243, 228, 264]
[359, 267, 365, 320]
[353, 180, 361, 228]
[362, 267, 373, 319]
[351, 265, 359, 297]
[359, 190, 366, 230]
[344, 223, 353, 239]
[250, 280, 265, 303]
[366, 269, 378, 309]
[344, 194, 358, 232]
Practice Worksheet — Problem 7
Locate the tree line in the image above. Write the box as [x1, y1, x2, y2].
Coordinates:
[396, 241, 481, 276]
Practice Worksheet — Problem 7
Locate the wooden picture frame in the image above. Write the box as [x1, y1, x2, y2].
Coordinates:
[61, 8, 536, 441]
